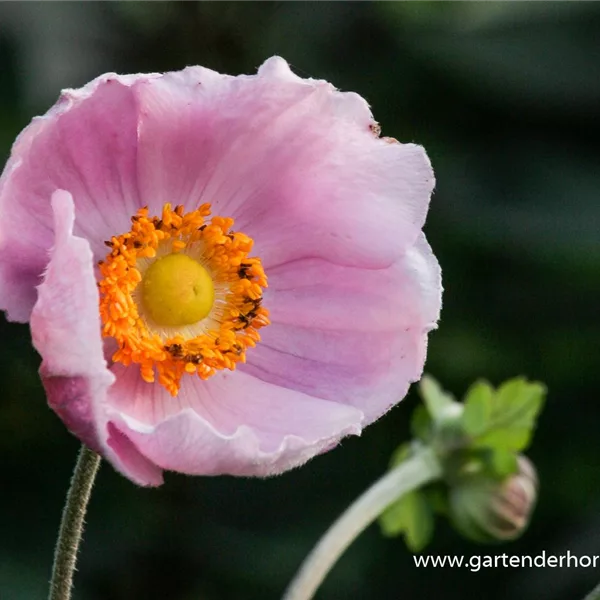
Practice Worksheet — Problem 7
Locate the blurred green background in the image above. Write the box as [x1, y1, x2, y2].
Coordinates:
[1, 2, 599, 599]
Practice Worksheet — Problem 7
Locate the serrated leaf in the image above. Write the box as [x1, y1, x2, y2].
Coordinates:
[494, 379, 545, 428]
[462, 380, 493, 436]
[419, 375, 459, 423]
[379, 495, 409, 538]
[411, 404, 433, 443]
[379, 489, 434, 553]
[472, 378, 546, 453]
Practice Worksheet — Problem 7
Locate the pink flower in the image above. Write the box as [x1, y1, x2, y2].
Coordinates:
[0, 57, 441, 486]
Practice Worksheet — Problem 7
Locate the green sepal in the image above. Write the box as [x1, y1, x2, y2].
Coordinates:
[379, 488, 434, 553]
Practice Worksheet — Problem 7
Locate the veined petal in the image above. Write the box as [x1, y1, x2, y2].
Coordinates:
[241, 234, 442, 421]
[265, 233, 441, 332]
[105, 365, 364, 477]
[243, 325, 426, 423]
[134, 56, 434, 270]
[0, 58, 434, 321]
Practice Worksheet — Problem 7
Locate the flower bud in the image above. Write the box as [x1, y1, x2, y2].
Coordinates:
[449, 456, 538, 544]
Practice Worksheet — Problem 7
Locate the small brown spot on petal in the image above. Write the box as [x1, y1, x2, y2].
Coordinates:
[369, 122, 381, 137]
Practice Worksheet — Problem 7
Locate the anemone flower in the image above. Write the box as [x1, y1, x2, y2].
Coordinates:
[0, 57, 441, 486]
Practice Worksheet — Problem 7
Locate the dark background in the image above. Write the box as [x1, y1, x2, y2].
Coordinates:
[1, 2, 599, 599]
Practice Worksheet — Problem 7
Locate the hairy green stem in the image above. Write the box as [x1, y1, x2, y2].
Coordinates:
[48, 445, 101, 600]
[282, 446, 442, 600]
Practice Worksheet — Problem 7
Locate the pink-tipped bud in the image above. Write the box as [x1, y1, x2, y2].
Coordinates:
[449, 456, 538, 544]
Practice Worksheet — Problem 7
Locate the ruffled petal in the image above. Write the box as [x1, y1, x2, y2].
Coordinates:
[240, 234, 442, 421]
[0, 58, 434, 321]
[0, 73, 154, 320]
[30, 190, 113, 449]
[105, 364, 364, 477]
[1, 59, 440, 486]
[134, 56, 434, 270]
[29, 190, 162, 486]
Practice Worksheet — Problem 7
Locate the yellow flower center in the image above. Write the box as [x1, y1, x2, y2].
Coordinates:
[141, 253, 214, 327]
[98, 203, 270, 396]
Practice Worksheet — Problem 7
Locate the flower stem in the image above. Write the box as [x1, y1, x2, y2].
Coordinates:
[282, 446, 442, 600]
[584, 581, 600, 600]
[48, 445, 101, 600]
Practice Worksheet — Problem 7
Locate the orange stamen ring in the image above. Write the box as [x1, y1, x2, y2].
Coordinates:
[98, 203, 270, 396]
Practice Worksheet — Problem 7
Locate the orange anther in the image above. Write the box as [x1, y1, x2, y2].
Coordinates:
[98, 203, 269, 396]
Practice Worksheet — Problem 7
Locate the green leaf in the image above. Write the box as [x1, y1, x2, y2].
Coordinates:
[474, 428, 531, 452]
[462, 380, 493, 436]
[419, 375, 460, 423]
[473, 378, 546, 452]
[382, 441, 436, 552]
[379, 489, 434, 553]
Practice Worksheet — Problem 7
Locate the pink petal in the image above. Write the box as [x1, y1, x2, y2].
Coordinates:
[1, 59, 440, 486]
[243, 325, 424, 423]
[265, 233, 441, 332]
[29, 190, 162, 486]
[105, 364, 364, 477]
[241, 234, 442, 421]
[29, 190, 368, 483]
[0, 57, 434, 322]
[0, 73, 152, 321]
[104, 424, 164, 487]
[134, 56, 434, 269]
